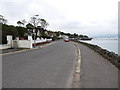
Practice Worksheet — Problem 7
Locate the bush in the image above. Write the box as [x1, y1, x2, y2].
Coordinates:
[16, 26, 27, 38]
[2, 24, 18, 44]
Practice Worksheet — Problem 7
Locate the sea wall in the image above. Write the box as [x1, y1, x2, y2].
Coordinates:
[73, 40, 120, 69]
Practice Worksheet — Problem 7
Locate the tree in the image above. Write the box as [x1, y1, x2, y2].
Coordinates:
[2, 24, 18, 44]
[0, 15, 7, 24]
[28, 15, 41, 40]
[17, 21, 24, 27]
[79, 34, 84, 37]
[54, 31, 62, 36]
[29, 15, 50, 39]
[40, 31, 50, 39]
[26, 23, 34, 29]
[65, 33, 71, 36]
[74, 33, 78, 37]
[16, 26, 27, 37]
[21, 19, 26, 26]
[40, 19, 49, 29]
[17, 19, 26, 27]
[29, 15, 40, 28]
[29, 15, 49, 29]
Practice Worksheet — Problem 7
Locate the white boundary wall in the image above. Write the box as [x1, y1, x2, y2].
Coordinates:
[12, 40, 32, 49]
[32, 39, 52, 44]
[0, 44, 11, 49]
[7, 35, 12, 45]
[12, 39, 52, 49]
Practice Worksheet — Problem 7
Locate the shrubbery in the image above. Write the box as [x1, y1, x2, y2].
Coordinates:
[1, 24, 27, 44]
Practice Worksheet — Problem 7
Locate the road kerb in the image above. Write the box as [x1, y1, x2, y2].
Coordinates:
[0, 42, 55, 56]
[75, 69, 80, 73]
[72, 43, 81, 88]
[73, 74, 80, 82]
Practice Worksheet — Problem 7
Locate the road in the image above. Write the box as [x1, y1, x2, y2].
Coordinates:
[2, 40, 118, 88]
[76, 43, 118, 88]
[2, 40, 77, 88]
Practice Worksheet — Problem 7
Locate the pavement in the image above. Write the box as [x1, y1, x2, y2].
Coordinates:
[2, 40, 77, 88]
[0, 48, 29, 54]
[76, 42, 118, 88]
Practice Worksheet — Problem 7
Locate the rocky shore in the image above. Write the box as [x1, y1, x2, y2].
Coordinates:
[73, 40, 120, 69]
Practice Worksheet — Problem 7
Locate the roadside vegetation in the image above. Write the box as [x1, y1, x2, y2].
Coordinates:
[0, 15, 92, 44]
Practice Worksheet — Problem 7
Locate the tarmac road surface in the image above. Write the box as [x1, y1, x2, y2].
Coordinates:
[2, 40, 77, 88]
[2, 40, 118, 88]
[76, 43, 118, 88]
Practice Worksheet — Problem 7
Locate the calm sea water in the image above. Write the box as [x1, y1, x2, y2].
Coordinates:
[80, 39, 119, 55]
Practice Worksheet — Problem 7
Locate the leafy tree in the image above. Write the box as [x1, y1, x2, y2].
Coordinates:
[79, 34, 84, 38]
[60, 31, 65, 35]
[65, 33, 71, 36]
[26, 23, 34, 29]
[84, 35, 89, 38]
[16, 26, 27, 37]
[17, 19, 26, 27]
[74, 33, 78, 37]
[40, 31, 50, 39]
[17, 21, 24, 27]
[0, 15, 7, 24]
[54, 31, 59, 36]
[2, 24, 18, 44]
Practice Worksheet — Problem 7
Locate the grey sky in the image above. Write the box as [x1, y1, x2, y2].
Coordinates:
[0, 0, 119, 37]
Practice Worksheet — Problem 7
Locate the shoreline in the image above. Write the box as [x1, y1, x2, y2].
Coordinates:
[72, 40, 120, 69]
[79, 39, 118, 55]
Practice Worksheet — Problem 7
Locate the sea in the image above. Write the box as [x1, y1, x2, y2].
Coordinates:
[79, 38, 119, 55]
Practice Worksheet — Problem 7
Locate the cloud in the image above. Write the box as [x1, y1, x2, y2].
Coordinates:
[0, 0, 119, 37]
[60, 21, 83, 30]
[0, 0, 65, 25]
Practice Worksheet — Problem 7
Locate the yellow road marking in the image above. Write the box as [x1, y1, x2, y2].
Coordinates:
[72, 42, 81, 88]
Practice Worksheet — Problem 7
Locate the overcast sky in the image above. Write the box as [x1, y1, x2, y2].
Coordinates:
[0, 0, 119, 37]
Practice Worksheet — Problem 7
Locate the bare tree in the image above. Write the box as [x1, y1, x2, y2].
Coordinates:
[29, 15, 40, 28]
[28, 15, 49, 41]
[29, 15, 49, 29]
[40, 19, 49, 29]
